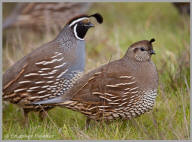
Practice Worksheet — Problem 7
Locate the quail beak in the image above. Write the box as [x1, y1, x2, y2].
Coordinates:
[149, 50, 155, 55]
[85, 22, 95, 28]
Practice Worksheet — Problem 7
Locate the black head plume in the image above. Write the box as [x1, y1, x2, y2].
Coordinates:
[149, 38, 155, 44]
[88, 13, 103, 24]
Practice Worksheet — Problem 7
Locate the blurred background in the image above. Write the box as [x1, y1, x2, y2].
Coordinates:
[2, 2, 190, 140]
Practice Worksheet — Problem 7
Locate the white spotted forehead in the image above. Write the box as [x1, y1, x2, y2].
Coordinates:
[69, 17, 90, 27]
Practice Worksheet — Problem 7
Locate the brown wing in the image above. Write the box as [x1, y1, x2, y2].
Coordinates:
[57, 61, 142, 120]
[69, 60, 141, 107]
[3, 37, 77, 105]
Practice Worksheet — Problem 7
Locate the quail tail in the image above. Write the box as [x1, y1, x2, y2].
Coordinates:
[33, 96, 64, 105]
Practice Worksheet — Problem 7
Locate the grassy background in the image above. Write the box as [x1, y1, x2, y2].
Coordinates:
[2, 2, 190, 140]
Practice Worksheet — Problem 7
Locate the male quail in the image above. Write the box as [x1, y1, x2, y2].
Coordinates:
[34, 39, 158, 126]
[3, 13, 103, 122]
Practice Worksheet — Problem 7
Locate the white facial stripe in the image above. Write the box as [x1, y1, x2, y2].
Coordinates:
[74, 24, 84, 40]
[69, 17, 89, 27]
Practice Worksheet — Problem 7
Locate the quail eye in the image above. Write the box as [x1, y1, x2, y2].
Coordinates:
[140, 47, 145, 51]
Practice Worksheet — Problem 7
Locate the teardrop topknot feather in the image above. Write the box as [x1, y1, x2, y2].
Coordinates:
[88, 13, 103, 24]
[67, 13, 103, 26]
[150, 38, 155, 44]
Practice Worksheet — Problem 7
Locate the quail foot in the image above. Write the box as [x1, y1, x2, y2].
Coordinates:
[34, 39, 158, 127]
[3, 13, 103, 123]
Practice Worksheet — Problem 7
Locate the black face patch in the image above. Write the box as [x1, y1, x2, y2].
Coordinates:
[75, 22, 90, 39]
[68, 13, 103, 40]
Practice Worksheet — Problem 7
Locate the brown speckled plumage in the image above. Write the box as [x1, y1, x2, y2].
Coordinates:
[34, 39, 158, 126]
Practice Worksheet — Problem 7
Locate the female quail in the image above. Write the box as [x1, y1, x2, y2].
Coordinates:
[3, 13, 103, 122]
[34, 39, 158, 126]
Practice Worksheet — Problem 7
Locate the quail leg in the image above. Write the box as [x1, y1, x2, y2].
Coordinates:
[39, 110, 47, 121]
[39, 107, 52, 121]
[85, 118, 91, 129]
[23, 109, 29, 126]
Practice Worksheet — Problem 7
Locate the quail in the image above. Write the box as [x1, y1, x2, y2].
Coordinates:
[34, 39, 158, 127]
[3, 3, 92, 30]
[3, 13, 103, 122]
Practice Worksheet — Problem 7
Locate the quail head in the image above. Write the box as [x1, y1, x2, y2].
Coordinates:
[34, 39, 158, 127]
[3, 13, 103, 123]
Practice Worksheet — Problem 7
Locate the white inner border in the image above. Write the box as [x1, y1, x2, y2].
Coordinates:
[69, 17, 89, 27]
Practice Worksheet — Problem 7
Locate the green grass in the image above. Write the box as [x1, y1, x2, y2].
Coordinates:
[3, 2, 190, 140]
